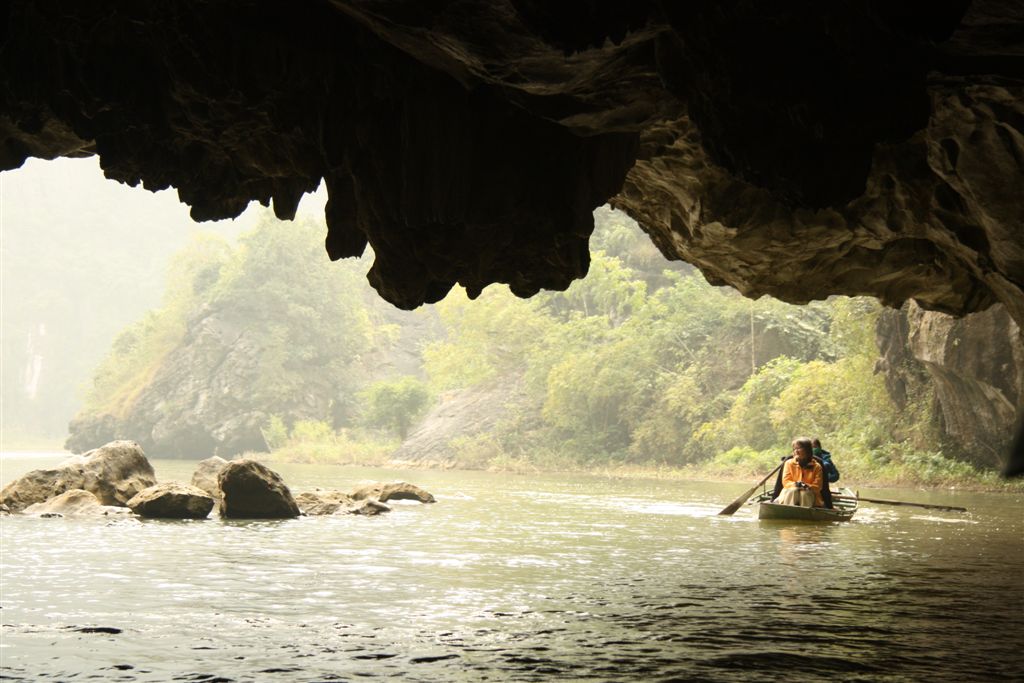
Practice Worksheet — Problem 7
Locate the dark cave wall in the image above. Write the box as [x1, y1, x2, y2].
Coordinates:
[3, 0, 1021, 323]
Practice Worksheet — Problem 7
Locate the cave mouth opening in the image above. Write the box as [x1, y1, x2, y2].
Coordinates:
[2, 1, 1022, 473]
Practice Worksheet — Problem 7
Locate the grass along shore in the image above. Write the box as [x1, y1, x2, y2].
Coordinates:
[264, 436, 1024, 493]
[14, 429, 1015, 493]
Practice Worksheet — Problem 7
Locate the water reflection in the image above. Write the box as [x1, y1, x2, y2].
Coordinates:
[772, 523, 839, 564]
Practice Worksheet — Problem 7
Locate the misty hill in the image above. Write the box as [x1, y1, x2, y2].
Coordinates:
[65, 217, 434, 457]
[1, 158, 253, 442]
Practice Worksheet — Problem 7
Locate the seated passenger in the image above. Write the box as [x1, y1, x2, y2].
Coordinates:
[774, 437, 823, 507]
[812, 438, 840, 483]
[812, 437, 839, 509]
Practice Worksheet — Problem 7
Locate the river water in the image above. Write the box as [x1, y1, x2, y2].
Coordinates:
[1, 453, 1022, 682]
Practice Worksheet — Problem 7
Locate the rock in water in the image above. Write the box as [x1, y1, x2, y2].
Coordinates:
[127, 483, 215, 519]
[190, 456, 230, 498]
[0, 441, 156, 512]
[217, 460, 300, 519]
[348, 499, 391, 516]
[23, 489, 132, 517]
[294, 490, 353, 516]
[349, 482, 436, 504]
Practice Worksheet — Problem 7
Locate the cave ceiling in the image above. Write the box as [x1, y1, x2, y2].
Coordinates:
[2, 0, 1022, 323]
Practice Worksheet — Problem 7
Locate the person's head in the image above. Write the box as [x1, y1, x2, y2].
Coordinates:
[791, 437, 813, 464]
[812, 437, 822, 456]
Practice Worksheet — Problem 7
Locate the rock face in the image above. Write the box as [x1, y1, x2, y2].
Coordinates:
[217, 460, 300, 519]
[876, 302, 1023, 466]
[127, 483, 215, 519]
[23, 489, 131, 517]
[190, 456, 230, 498]
[2, 2, 1021, 323]
[391, 381, 526, 466]
[0, 440, 156, 512]
[65, 311, 279, 457]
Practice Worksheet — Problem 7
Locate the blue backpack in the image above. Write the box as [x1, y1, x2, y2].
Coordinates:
[819, 450, 840, 483]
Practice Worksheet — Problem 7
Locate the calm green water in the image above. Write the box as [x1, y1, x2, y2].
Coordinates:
[1, 453, 1022, 682]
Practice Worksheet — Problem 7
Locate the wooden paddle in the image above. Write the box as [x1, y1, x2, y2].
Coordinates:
[832, 494, 967, 512]
[718, 462, 785, 515]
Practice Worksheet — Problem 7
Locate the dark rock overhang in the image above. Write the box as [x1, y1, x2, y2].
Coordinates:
[2, 1, 1022, 322]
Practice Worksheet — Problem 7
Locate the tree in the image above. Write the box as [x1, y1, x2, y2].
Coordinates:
[72, 216, 378, 454]
[360, 376, 431, 440]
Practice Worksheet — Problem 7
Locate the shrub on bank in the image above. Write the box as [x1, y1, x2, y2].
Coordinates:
[264, 418, 396, 465]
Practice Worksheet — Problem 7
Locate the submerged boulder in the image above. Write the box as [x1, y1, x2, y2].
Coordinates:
[190, 456, 230, 498]
[23, 489, 131, 517]
[348, 499, 391, 516]
[349, 482, 436, 504]
[295, 490, 353, 516]
[295, 489, 392, 516]
[0, 440, 156, 512]
[217, 460, 300, 519]
[127, 483, 215, 519]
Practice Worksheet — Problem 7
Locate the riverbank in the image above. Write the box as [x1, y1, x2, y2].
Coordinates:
[266, 448, 1024, 493]
[552, 462, 1024, 493]
[7, 440, 1018, 494]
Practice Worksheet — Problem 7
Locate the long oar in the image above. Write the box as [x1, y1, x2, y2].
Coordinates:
[833, 494, 966, 512]
[718, 462, 785, 516]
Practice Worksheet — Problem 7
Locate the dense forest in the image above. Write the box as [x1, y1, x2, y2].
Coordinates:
[64, 205, 1008, 486]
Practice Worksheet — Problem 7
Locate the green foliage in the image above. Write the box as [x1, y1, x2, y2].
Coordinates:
[291, 418, 336, 444]
[700, 446, 780, 478]
[629, 368, 705, 464]
[542, 252, 647, 326]
[543, 335, 656, 460]
[261, 415, 289, 450]
[360, 376, 431, 439]
[695, 356, 805, 455]
[74, 203, 989, 485]
[888, 450, 984, 485]
[423, 287, 555, 392]
[419, 210, 970, 483]
[209, 218, 373, 411]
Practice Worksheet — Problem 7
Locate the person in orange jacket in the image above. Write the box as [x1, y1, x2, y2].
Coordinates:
[774, 437, 824, 507]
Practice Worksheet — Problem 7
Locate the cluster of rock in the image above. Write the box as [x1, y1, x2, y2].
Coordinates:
[0, 441, 435, 521]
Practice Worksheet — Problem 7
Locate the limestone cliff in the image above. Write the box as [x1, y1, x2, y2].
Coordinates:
[67, 305, 301, 457]
[876, 302, 1023, 466]
[390, 380, 529, 467]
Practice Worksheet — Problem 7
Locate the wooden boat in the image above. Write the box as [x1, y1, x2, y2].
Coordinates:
[754, 487, 858, 522]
